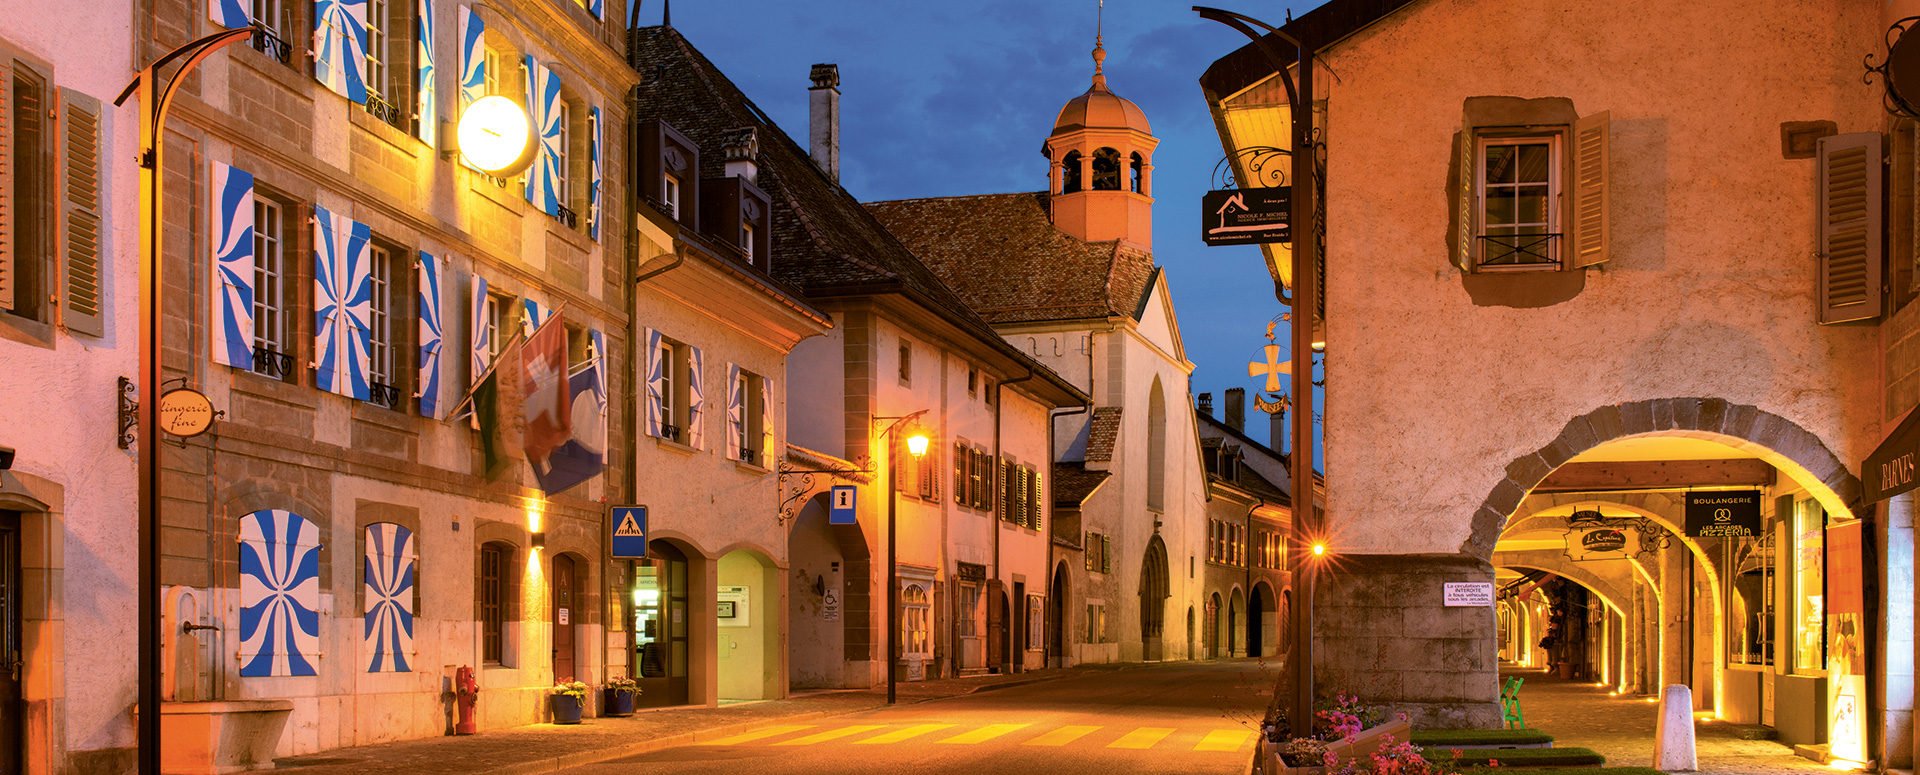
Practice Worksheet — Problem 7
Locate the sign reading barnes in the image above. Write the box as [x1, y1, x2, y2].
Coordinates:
[1866, 406, 1920, 502]
[1201, 188, 1291, 246]
[1685, 490, 1762, 537]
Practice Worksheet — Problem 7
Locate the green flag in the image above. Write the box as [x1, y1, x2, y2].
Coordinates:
[475, 369, 510, 481]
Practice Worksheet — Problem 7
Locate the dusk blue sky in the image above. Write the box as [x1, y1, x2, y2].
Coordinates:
[651, 0, 1326, 459]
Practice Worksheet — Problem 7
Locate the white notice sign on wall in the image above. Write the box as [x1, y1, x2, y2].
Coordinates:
[1443, 582, 1494, 607]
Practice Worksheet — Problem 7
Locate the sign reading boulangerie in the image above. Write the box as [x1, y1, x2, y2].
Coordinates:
[1685, 490, 1762, 537]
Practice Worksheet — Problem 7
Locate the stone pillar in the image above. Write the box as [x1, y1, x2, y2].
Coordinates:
[1141, 162, 1154, 197]
[1662, 543, 1688, 693]
[1882, 493, 1915, 769]
[1314, 555, 1500, 729]
[1078, 151, 1093, 192]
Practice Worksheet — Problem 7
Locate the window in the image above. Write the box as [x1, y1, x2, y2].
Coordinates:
[250, 197, 292, 378]
[898, 339, 912, 385]
[1027, 595, 1044, 651]
[901, 583, 930, 658]
[361, 0, 409, 129]
[917, 441, 940, 501]
[741, 223, 754, 265]
[967, 368, 978, 397]
[2, 62, 49, 325]
[647, 335, 701, 446]
[485, 294, 511, 363]
[483, 48, 504, 97]
[248, 0, 296, 63]
[1085, 603, 1104, 643]
[958, 584, 980, 638]
[1130, 152, 1145, 193]
[1793, 498, 1826, 672]
[1728, 532, 1775, 666]
[1060, 150, 1082, 194]
[554, 101, 571, 204]
[1091, 147, 1122, 190]
[1475, 134, 1560, 269]
[480, 542, 509, 664]
[663, 174, 680, 221]
[657, 339, 678, 437]
[365, 0, 388, 103]
[728, 367, 768, 465]
[367, 243, 403, 408]
[1085, 531, 1110, 574]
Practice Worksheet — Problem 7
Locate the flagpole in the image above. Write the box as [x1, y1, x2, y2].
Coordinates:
[441, 302, 573, 423]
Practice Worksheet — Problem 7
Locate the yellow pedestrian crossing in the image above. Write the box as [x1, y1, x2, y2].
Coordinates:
[937, 723, 1030, 744]
[701, 724, 815, 745]
[856, 724, 955, 744]
[1107, 727, 1175, 749]
[1194, 729, 1252, 752]
[709, 722, 1254, 751]
[1023, 725, 1102, 746]
[775, 725, 888, 746]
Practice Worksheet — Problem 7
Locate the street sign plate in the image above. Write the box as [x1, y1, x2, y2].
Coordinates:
[829, 485, 857, 525]
[611, 506, 647, 559]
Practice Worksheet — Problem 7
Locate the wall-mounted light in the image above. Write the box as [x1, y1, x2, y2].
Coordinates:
[0, 444, 13, 471]
[456, 95, 538, 176]
[905, 428, 930, 458]
[531, 530, 547, 549]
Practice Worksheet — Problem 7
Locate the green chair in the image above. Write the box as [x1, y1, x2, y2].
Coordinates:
[1500, 676, 1525, 729]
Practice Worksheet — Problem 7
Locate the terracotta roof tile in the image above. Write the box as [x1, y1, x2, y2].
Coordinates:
[1053, 462, 1112, 506]
[865, 192, 1157, 325]
[1085, 406, 1123, 463]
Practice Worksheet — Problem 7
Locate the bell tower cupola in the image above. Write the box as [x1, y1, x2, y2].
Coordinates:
[1043, 5, 1158, 250]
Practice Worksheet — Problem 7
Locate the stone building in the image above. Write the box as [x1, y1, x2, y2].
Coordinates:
[626, 23, 1085, 693]
[868, 36, 1212, 666]
[1194, 390, 1291, 662]
[1203, 0, 1916, 763]
[123, 0, 635, 766]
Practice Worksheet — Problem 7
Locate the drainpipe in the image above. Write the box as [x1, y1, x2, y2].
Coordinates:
[1047, 402, 1090, 669]
[994, 366, 1034, 674]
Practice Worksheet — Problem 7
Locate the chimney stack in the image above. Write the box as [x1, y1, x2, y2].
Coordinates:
[809, 64, 840, 182]
[1270, 404, 1287, 454]
[1197, 392, 1213, 418]
[721, 127, 759, 185]
[1225, 388, 1245, 432]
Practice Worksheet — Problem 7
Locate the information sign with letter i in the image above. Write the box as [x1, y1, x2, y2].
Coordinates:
[611, 506, 647, 559]
[829, 486, 857, 525]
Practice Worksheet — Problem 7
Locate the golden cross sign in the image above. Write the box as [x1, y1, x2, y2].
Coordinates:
[1248, 343, 1291, 393]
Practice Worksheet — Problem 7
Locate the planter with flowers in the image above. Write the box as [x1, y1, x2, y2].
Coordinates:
[549, 679, 589, 725]
[1253, 693, 1447, 775]
[603, 676, 641, 717]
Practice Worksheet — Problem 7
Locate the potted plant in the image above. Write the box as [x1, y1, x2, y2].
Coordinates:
[603, 676, 641, 717]
[549, 679, 588, 724]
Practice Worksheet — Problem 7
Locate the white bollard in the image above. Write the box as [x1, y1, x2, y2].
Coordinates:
[1653, 684, 1697, 772]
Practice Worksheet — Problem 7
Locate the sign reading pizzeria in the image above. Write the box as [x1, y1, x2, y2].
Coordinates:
[1685, 490, 1762, 537]
[157, 388, 216, 438]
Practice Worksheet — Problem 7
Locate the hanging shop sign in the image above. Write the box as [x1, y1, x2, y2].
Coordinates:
[829, 485, 857, 525]
[1684, 490, 1762, 537]
[157, 388, 216, 438]
[1581, 528, 1626, 553]
[1865, 405, 1920, 502]
[1201, 187, 1291, 246]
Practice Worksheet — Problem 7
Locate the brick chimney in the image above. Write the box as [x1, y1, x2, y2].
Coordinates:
[809, 64, 840, 181]
[1225, 388, 1245, 432]
[1271, 405, 1287, 454]
[1197, 392, 1213, 418]
[721, 127, 758, 185]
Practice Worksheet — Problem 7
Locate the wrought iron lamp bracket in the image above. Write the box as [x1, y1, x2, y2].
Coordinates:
[775, 454, 873, 526]
[1210, 145, 1291, 190]
[1865, 16, 1920, 118]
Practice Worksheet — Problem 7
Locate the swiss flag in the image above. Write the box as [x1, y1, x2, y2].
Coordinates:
[521, 310, 572, 465]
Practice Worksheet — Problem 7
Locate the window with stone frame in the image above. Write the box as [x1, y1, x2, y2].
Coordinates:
[249, 192, 298, 381]
[365, 239, 411, 410]
[1453, 102, 1609, 274]
[246, 0, 300, 65]
[479, 541, 517, 665]
[1474, 134, 1561, 270]
[362, 0, 413, 130]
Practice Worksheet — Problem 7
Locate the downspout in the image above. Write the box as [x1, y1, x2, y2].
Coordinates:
[1047, 402, 1090, 670]
[995, 366, 1034, 673]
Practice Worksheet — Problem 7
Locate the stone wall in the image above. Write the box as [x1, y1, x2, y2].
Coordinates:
[1315, 554, 1501, 729]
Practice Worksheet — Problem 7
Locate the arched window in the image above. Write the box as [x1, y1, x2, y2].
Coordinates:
[1061, 150, 1083, 194]
[1130, 152, 1145, 193]
[1147, 378, 1166, 511]
[1092, 147, 1122, 190]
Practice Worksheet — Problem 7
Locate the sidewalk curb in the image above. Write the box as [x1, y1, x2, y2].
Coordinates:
[482, 710, 842, 775]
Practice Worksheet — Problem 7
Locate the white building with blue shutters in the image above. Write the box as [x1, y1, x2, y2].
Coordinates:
[48, 0, 649, 767]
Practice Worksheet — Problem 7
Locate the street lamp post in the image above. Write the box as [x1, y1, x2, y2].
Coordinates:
[878, 411, 929, 706]
[1194, 6, 1321, 740]
[113, 26, 262, 775]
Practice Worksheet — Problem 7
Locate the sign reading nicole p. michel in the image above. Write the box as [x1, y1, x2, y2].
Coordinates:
[1201, 188, 1291, 246]
[1685, 490, 1762, 537]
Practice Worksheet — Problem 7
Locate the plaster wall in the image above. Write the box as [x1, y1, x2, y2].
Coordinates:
[1307, 0, 1883, 555]
[786, 319, 845, 459]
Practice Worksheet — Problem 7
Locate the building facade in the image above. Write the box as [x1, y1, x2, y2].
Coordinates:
[1195, 390, 1291, 662]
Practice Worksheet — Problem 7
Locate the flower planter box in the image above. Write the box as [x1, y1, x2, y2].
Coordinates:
[602, 688, 636, 717]
[549, 694, 584, 725]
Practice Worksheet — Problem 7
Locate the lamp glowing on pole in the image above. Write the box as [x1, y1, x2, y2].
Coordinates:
[880, 411, 930, 705]
[456, 95, 538, 177]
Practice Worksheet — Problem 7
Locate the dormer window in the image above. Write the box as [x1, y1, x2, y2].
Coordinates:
[741, 223, 754, 265]
[641, 119, 700, 227]
[699, 175, 771, 272]
[664, 174, 680, 221]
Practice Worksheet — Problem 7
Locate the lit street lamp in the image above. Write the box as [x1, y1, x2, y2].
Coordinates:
[878, 411, 930, 705]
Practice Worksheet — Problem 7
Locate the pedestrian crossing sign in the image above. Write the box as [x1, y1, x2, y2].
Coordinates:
[829, 486, 856, 525]
[611, 506, 647, 559]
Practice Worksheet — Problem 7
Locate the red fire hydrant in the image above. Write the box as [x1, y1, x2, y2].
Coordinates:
[454, 666, 480, 735]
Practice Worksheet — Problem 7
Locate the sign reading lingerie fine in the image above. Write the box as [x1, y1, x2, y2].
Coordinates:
[1685, 490, 1762, 537]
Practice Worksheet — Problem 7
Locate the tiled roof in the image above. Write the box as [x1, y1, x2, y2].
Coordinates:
[1221, 464, 1290, 505]
[865, 192, 1157, 325]
[1085, 407, 1123, 463]
[628, 27, 1011, 340]
[1053, 462, 1111, 507]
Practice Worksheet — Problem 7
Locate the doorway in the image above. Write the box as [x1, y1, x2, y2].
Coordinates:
[1049, 564, 1067, 668]
[636, 540, 690, 707]
[552, 554, 577, 682]
[1248, 584, 1266, 657]
[0, 511, 17, 773]
[1140, 537, 1168, 661]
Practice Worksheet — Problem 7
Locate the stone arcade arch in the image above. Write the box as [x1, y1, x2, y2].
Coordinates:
[788, 492, 872, 690]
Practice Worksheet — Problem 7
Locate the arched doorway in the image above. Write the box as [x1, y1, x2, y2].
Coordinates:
[1227, 588, 1245, 657]
[1248, 582, 1270, 658]
[1140, 536, 1169, 661]
[718, 548, 780, 700]
[1050, 562, 1069, 668]
[636, 539, 690, 707]
[1206, 592, 1221, 658]
[787, 492, 870, 690]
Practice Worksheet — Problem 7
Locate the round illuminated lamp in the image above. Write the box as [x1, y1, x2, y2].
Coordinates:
[457, 95, 538, 177]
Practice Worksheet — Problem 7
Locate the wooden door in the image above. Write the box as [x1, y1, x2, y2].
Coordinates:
[986, 580, 1004, 673]
[553, 554, 577, 681]
[0, 512, 21, 774]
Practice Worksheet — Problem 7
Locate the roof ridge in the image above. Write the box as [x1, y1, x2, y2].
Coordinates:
[867, 191, 1049, 206]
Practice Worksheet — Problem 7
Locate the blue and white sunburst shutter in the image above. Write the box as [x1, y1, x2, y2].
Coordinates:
[415, 253, 443, 418]
[759, 375, 774, 468]
[211, 162, 256, 370]
[363, 523, 416, 673]
[726, 363, 742, 461]
[313, 206, 346, 394]
[644, 328, 663, 438]
[586, 0, 601, 21]
[209, 0, 250, 28]
[458, 7, 484, 110]
[468, 272, 489, 381]
[414, 0, 436, 147]
[686, 346, 705, 449]
[339, 219, 375, 401]
[522, 57, 563, 217]
[588, 106, 602, 241]
[313, 208, 374, 400]
[520, 298, 549, 338]
[238, 509, 323, 677]
[312, 0, 370, 105]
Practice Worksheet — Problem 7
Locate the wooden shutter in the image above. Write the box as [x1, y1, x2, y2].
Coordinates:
[998, 458, 1011, 522]
[1101, 534, 1112, 573]
[1028, 465, 1043, 531]
[1084, 531, 1094, 571]
[58, 87, 104, 337]
[725, 363, 743, 460]
[0, 55, 15, 312]
[1452, 129, 1473, 271]
[1818, 132, 1884, 323]
[1570, 111, 1611, 268]
[954, 442, 967, 505]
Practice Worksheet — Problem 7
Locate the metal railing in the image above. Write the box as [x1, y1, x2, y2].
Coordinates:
[1477, 232, 1561, 267]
